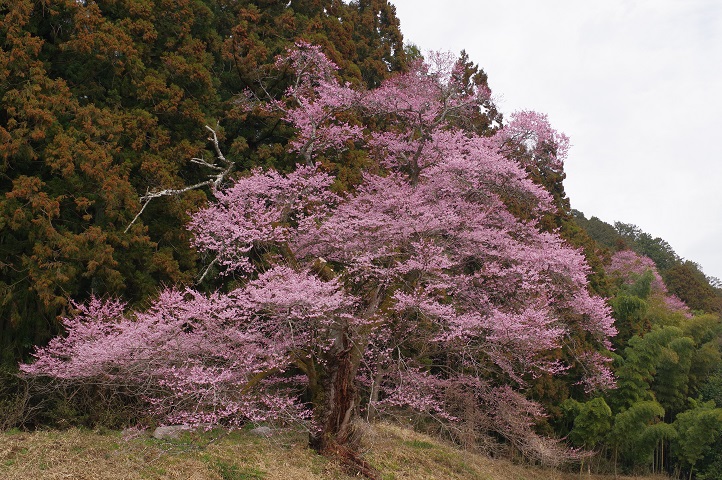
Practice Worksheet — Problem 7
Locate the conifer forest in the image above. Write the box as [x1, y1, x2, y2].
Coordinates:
[1, 1, 721, 479]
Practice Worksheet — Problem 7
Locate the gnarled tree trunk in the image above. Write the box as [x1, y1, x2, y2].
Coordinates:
[308, 326, 379, 479]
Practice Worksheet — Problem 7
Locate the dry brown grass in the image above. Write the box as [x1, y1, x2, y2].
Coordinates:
[0, 423, 669, 480]
[363, 423, 668, 480]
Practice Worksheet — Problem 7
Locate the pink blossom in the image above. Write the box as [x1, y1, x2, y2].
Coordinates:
[608, 250, 691, 317]
[22, 47, 616, 440]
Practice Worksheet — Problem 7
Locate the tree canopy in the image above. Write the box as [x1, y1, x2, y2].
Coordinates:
[21, 45, 615, 475]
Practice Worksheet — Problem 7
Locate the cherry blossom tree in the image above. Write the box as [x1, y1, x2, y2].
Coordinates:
[608, 249, 691, 316]
[21, 44, 615, 475]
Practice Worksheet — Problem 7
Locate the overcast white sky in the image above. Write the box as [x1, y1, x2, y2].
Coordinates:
[390, 0, 722, 280]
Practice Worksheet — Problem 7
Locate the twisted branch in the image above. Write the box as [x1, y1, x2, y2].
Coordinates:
[125, 126, 234, 233]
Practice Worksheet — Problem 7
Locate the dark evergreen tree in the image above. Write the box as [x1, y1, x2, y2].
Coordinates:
[0, 0, 409, 366]
[666, 261, 722, 314]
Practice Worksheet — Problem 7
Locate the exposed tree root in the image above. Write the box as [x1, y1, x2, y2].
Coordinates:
[322, 442, 381, 480]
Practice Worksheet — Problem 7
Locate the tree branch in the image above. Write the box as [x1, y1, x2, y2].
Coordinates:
[125, 126, 234, 233]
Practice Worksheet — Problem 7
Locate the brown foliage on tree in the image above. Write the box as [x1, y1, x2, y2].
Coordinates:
[0, 0, 409, 365]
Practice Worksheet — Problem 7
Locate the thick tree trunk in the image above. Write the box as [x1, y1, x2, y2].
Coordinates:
[309, 349, 357, 449]
[308, 329, 379, 479]
[307, 286, 383, 479]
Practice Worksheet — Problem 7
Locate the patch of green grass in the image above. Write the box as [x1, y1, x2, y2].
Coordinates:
[451, 459, 478, 476]
[222, 428, 251, 441]
[140, 464, 167, 477]
[402, 439, 435, 449]
[373, 458, 402, 473]
[429, 448, 463, 468]
[213, 459, 266, 480]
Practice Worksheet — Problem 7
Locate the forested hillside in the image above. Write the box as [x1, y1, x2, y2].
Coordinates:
[2, 1, 721, 479]
[556, 213, 722, 478]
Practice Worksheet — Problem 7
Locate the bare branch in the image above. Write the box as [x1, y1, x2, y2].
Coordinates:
[124, 126, 234, 233]
[190, 157, 224, 171]
[196, 257, 219, 285]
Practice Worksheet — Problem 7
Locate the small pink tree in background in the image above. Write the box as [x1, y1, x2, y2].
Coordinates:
[608, 249, 691, 316]
[22, 44, 615, 473]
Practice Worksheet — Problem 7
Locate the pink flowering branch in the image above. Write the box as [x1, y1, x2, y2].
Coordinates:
[23, 46, 617, 468]
[608, 249, 691, 317]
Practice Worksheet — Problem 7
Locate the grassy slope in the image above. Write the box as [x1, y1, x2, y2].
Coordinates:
[0, 423, 667, 480]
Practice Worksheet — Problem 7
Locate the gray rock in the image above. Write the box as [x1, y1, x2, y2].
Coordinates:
[249, 426, 272, 437]
[152, 425, 187, 440]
